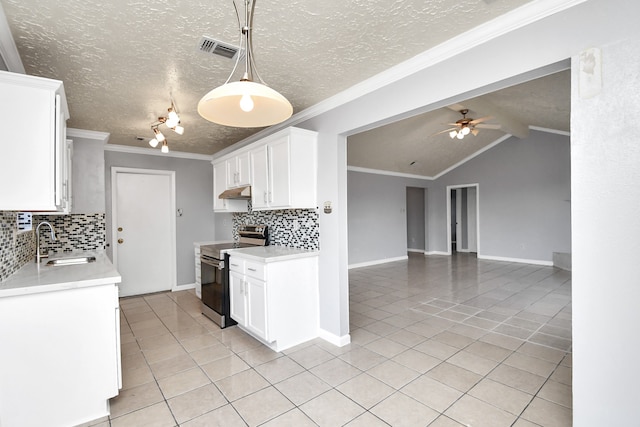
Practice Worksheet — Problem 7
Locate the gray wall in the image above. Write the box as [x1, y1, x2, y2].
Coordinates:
[71, 138, 105, 214]
[430, 130, 571, 261]
[406, 187, 425, 251]
[347, 129, 571, 265]
[104, 152, 217, 286]
[347, 172, 429, 265]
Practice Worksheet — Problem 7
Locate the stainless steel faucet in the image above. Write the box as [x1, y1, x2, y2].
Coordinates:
[35, 221, 57, 264]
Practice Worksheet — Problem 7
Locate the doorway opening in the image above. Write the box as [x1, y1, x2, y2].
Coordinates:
[447, 184, 479, 255]
[406, 187, 426, 254]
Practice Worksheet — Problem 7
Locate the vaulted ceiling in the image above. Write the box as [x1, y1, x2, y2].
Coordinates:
[1, 0, 569, 176]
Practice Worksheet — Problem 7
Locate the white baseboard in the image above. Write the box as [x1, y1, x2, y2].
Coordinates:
[172, 283, 196, 292]
[478, 254, 553, 266]
[318, 329, 351, 347]
[348, 255, 408, 269]
[424, 251, 449, 256]
[407, 248, 425, 253]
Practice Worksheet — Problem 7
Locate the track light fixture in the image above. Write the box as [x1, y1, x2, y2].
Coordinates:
[147, 100, 184, 153]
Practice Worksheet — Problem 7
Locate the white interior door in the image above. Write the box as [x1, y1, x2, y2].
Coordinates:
[112, 168, 176, 297]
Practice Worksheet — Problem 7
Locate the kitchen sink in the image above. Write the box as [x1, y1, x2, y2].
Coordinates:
[46, 256, 96, 266]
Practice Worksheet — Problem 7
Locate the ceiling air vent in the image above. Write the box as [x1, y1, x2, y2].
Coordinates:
[197, 36, 244, 61]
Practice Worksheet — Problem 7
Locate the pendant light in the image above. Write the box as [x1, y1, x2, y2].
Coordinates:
[197, 0, 293, 128]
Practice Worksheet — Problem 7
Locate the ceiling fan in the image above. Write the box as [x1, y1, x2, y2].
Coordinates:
[437, 109, 500, 139]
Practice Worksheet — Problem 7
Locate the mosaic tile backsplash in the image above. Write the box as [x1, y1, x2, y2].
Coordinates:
[0, 212, 106, 282]
[33, 213, 106, 254]
[233, 204, 319, 250]
[0, 211, 36, 282]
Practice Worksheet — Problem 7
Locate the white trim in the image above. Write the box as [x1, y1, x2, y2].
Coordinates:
[0, 3, 25, 73]
[105, 144, 213, 161]
[424, 251, 450, 256]
[457, 249, 472, 253]
[318, 329, 351, 347]
[478, 254, 553, 266]
[111, 167, 178, 294]
[347, 166, 434, 180]
[407, 248, 425, 254]
[348, 256, 408, 269]
[212, 0, 587, 158]
[446, 184, 481, 256]
[67, 128, 110, 143]
[434, 135, 512, 179]
[529, 125, 571, 136]
[173, 283, 196, 292]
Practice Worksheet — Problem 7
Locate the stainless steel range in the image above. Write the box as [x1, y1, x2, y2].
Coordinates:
[200, 225, 268, 328]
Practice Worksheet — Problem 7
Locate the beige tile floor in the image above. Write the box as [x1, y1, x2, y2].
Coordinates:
[97, 253, 572, 426]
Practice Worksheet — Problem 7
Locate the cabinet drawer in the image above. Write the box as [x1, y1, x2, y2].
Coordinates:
[228, 258, 244, 273]
[244, 261, 266, 280]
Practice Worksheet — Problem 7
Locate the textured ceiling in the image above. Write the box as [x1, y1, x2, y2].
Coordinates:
[1, 0, 536, 156]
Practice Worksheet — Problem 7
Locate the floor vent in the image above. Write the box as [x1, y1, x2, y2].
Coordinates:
[197, 36, 244, 61]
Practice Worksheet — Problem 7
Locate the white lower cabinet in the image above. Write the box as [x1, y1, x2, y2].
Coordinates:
[0, 283, 121, 427]
[228, 252, 318, 351]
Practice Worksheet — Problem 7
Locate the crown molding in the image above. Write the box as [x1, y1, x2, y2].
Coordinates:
[0, 3, 25, 73]
[347, 166, 434, 181]
[67, 128, 110, 143]
[529, 125, 570, 136]
[104, 144, 212, 161]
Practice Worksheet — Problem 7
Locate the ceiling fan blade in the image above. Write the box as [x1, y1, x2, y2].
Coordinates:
[469, 116, 492, 124]
[471, 128, 479, 136]
[476, 123, 501, 129]
[445, 123, 462, 126]
[435, 128, 457, 135]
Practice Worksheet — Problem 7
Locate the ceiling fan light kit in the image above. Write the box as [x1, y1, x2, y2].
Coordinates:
[440, 108, 495, 140]
[197, 0, 293, 128]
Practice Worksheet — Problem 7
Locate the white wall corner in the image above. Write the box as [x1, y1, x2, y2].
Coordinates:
[318, 329, 351, 347]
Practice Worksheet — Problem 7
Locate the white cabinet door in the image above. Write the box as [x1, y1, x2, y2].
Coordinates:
[250, 146, 269, 210]
[229, 271, 247, 325]
[226, 151, 251, 188]
[213, 161, 246, 212]
[268, 136, 291, 208]
[246, 277, 269, 341]
[0, 72, 69, 211]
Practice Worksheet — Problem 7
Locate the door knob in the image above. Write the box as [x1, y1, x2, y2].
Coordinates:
[118, 238, 124, 244]
[118, 227, 123, 232]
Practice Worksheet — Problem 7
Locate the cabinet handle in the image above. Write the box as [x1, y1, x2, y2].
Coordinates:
[268, 191, 272, 203]
[248, 267, 257, 272]
[263, 191, 268, 203]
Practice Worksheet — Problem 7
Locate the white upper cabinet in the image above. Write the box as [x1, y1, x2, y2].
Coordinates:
[212, 160, 247, 212]
[0, 71, 71, 212]
[212, 127, 317, 212]
[249, 127, 317, 211]
[226, 151, 250, 188]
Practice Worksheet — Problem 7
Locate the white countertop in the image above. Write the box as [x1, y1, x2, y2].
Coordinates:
[0, 251, 121, 298]
[230, 246, 319, 262]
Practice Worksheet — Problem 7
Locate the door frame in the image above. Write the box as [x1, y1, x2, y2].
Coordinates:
[446, 183, 480, 256]
[111, 167, 177, 291]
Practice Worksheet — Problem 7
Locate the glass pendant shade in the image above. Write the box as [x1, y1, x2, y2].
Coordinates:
[149, 138, 159, 148]
[161, 141, 169, 153]
[198, 80, 292, 128]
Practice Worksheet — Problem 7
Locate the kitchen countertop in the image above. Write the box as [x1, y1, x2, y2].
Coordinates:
[230, 246, 319, 262]
[0, 251, 121, 298]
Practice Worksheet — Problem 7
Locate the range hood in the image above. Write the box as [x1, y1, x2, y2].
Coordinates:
[219, 186, 251, 200]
